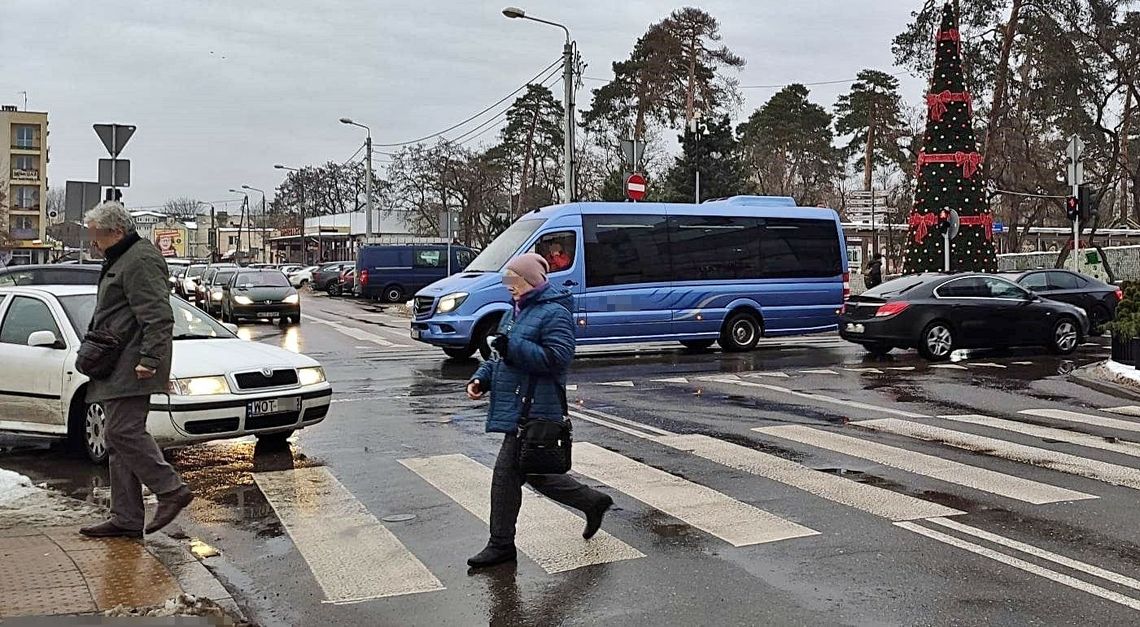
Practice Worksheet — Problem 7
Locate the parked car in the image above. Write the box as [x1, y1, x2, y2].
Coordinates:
[839, 273, 1089, 360]
[202, 268, 240, 317]
[356, 244, 477, 303]
[313, 262, 355, 294]
[195, 264, 237, 304]
[1004, 269, 1122, 331]
[179, 264, 208, 301]
[337, 268, 357, 298]
[0, 285, 331, 463]
[220, 269, 301, 324]
[288, 266, 318, 289]
[169, 266, 188, 292]
[279, 265, 303, 276]
[0, 264, 101, 286]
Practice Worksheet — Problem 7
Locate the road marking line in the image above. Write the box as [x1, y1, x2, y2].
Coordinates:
[1012, 361, 1035, 365]
[742, 372, 791, 378]
[856, 418, 1140, 491]
[597, 381, 635, 387]
[573, 407, 675, 437]
[566, 385, 578, 391]
[708, 377, 930, 419]
[930, 364, 968, 370]
[570, 411, 662, 440]
[254, 467, 443, 602]
[842, 367, 883, 374]
[940, 414, 1140, 459]
[969, 362, 1008, 369]
[799, 369, 839, 375]
[572, 442, 819, 547]
[658, 434, 962, 521]
[885, 367, 917, 371]
[399, 454, 643, 573]
[927, 517, 1140, 593]
[896, 521, 1140, 611]
[755, 425, 1094, 504]
[1020, 409, 1140, 434]
[652, 377, 691, 384]
[303, 314, 397, 347]
[1106, 406, 1140, 418]
[698, 373, 741, 382]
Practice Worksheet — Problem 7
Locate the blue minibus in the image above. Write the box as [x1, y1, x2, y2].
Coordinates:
[410, 196, 849, 359]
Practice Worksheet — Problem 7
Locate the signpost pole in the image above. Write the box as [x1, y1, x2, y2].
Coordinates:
[110, 125, 118, 202]
[1068, 135, 1084, 273]
[944, 231, 951, 273]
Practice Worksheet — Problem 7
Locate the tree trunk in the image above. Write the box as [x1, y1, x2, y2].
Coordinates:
[685, 38, 698, 124]
[863, 101, 876, 192]
[1120, 89, 1133, 224]
[982, 0, 1024, 156]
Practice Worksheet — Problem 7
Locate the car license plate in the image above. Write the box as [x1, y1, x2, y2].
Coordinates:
[247, 397, 299, 417]
[846, 323, 865, 334]
[259, 311, 279, 317]
[411, 328, 421, 339]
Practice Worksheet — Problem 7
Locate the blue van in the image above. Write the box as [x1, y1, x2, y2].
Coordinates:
[410, 196, 849, 359]
[356, 244, 478, 302]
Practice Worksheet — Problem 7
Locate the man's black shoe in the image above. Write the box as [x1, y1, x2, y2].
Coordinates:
[79, 520, 143, 539]
[583, 495, 614, 540]
[145, 485, 194, 534]
[467, 544, 517, 568]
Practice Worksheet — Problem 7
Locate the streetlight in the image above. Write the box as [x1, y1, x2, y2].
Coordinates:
[228, 189, 248, 262]
[275, 164, 311, 264]
[339, 117, 374, 243]
[502, 6, 576, 203]
[242, 185, 268, 262]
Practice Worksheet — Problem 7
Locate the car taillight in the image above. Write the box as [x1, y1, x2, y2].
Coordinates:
[843, 272, 851, 301]
[360, 269, 369, 286]
[875, 302, 910, 317]
[1116, 288, 1124, 301]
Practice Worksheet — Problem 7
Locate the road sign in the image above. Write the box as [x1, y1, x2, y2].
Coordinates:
[947, 209, 960, 240]
[65, 181, 102, 222]
[620, 139, 645, 170]
[626, 172, 647, 202]
[98, 159, 130, 187]
[993, 221, 1005, 234]
[1067, 135, 1085, 162]
[93, 124, 136, 157]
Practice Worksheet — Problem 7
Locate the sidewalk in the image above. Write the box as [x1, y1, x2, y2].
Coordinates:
[0, 469, 243, 622]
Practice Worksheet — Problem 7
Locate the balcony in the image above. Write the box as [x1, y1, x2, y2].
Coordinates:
[11, 168, 40, 181]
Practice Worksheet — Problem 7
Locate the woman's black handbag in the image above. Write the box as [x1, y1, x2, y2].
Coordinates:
[517, 378, 572, 475]
[76, 328, 121, 380]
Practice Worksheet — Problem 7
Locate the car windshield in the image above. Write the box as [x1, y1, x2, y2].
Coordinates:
[212, 270, 236, 285]
[466, 219, 546, 272]
[60, 294, 234, 340]
[863, 276, 928, 298]
[186, 266, 206, 278]
[235, 271, 289, 288]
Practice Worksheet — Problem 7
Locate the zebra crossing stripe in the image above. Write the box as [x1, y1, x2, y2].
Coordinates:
[940, 414, 1140, 459]
[657, 433, 963, 521]
[1106, 406, 1140, 418]
[398, 454, 644, 573]
[1019, 408, 1140, 434]
[856, 418, 1140, 491]
[755, 425, 1094, 504]
[708, 378, 929, 419]
[254, 467, 444, 603]
[572, 442, 819, 547]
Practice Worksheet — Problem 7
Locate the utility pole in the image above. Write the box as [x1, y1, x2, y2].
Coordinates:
[1067, 135, 1085, 272]
[365, 134, 374, 242]
[562, 38, 576, 202]
[690, 112, 703, 204]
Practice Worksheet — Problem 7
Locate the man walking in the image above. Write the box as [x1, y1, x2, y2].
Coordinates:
[79, 201, 193, 538]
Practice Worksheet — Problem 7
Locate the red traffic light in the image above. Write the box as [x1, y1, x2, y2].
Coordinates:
[1065, 196, 1079, 221]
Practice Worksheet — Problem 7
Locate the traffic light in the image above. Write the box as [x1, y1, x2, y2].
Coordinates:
[1065, 195, 1079, 221]
[104, 188, 122, 202]
[1078, 184, 1096, 222]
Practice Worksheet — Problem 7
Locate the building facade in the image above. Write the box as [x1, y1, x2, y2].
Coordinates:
[0, 105, 50, 265]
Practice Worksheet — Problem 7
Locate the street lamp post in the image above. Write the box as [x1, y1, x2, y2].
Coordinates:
[228, 189, 248, 263]
[242, 185, 267, 262]
[275, 164, 308, 265]
[503, 7, 576, 203]
[339, 118, 374, 244]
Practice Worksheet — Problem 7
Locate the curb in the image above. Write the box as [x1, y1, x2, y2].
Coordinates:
[145, 532, 248, 623]
[1069, 362, 1140, 402]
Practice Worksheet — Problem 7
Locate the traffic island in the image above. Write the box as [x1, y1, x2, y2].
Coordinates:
[0, 468, 247, 623]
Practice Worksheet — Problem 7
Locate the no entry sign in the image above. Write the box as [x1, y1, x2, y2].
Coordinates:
[626, 172, 647, 201]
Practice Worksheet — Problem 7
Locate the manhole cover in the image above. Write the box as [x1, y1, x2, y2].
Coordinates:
[383, 514, 416, 523]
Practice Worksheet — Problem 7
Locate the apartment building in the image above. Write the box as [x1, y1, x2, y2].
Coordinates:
[0, 105, 50, 265]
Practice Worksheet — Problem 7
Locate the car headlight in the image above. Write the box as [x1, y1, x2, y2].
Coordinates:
[297, 366, 326, 386]
[211, 291, 223, 301]
[436, 292, 468, 314]
[284, 294, 300, 304]
[168, 376, 230, 396]
[183, 279, 196, 291]
[234, 295, 253, 305]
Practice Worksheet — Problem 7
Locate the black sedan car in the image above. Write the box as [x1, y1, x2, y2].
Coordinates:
[0, 264, 101, 286]
[1003, 269, 1121, 331]
[220, 269, 301, 324]
[840, 273, 1089, 360]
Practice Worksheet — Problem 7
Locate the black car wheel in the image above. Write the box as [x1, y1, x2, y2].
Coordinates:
[327, 282, 342, 297]
[383, 285, 405, 304]
[443, 346, 477, 360]
[861, 342, 893, 356]
[1088, 304, 1110, 336]
[720, 312, 762, 352]
[918, 321, 954, 361]
[1050, 317, 1080, 354]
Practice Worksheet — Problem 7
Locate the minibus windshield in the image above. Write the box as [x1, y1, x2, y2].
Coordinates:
[466, 219, 546, 272]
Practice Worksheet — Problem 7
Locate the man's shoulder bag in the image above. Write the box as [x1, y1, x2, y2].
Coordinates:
[517, 377, 572, 475]
[76, 327, 121, 380]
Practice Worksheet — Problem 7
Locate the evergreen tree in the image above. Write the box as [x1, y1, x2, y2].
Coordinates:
[904, 2, 997, 274]
[662, 115, 749, 203]
[834, 69, 908, 190]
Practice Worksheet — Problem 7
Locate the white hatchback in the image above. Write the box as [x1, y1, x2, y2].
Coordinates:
[0, 285, 333, 463]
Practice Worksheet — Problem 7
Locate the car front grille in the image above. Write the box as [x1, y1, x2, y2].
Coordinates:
[234, 369, 298, 390]
[414, 296, 435, 318]
[246, 412, 300, 431]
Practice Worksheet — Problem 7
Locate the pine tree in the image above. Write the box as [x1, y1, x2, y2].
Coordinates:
[662, 115, 749, 203]
[903, 2, 997, 274]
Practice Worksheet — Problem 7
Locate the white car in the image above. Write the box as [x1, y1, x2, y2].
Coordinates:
[0, 285, 333, 463]
[288, 266, 318, 289]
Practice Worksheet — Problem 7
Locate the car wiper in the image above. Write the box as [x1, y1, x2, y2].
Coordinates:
[172, 333, 219, 340]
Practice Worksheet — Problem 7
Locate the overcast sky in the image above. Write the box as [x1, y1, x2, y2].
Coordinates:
[1, 0, 927, 212]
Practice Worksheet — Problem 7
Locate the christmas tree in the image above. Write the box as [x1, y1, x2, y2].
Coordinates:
[903, 2, 997, 274]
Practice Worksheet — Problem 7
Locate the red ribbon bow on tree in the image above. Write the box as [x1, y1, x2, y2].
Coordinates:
[916, 151, 984, 179]
[908, 212, 940, 244]
[959, 214, 994, 240]
[925, 90, 972, 122]
[937, 28, 961, 54]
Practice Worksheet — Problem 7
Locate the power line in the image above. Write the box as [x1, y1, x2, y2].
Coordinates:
[376, 57, 562, 148]
[450, 65, 564, 146]
[581, 69, 914, 90]
[996, 189, 1068, 199]
[343, 141, 366, 165]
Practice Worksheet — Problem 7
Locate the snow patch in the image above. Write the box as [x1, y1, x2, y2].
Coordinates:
[0, 468, 36, 505]
[1103, 359, 1140, 387]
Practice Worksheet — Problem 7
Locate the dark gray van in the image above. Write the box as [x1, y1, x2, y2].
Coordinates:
[356, 245, 477, 302]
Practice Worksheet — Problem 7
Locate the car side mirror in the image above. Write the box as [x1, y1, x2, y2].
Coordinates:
[223, 323, 239, 334]
[27, 330, 63, 349]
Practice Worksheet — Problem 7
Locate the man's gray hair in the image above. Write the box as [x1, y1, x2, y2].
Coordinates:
[84, 201, 136, 233]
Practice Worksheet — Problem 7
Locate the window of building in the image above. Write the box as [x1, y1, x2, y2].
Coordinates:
[13, 187, 39, 209]
[12, 155, 37, 172]
[759, 218, 842, 278]
[669, 216, 761, 281]
[229, 236, 238, 246]
[0, 297, 62, 346]
[533, 231, 577, 273]
[583, 214, 670, 287]
[414, 249, 443, 268]
[14, 126, 36, 148]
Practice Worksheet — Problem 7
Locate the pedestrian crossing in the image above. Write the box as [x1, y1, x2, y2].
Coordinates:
[249, 389, 1140, 611]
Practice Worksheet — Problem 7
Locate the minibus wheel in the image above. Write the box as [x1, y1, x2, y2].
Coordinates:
[720, 312, 762, 352]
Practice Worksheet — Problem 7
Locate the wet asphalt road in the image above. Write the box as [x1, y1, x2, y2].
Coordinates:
[4, 292, 1140, 626]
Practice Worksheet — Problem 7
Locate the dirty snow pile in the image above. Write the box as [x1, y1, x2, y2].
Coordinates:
[103, 594, 249, 624]
[0, 467, 36, 505]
